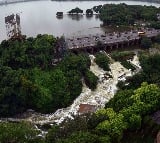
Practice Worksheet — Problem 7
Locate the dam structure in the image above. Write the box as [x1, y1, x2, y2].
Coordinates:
[65, 28, 160, 53]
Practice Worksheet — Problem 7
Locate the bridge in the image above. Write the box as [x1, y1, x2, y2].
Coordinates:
[65, 28, 160, 53]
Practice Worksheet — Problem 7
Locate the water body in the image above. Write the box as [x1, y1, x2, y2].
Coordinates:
[0, 0, 160, 41]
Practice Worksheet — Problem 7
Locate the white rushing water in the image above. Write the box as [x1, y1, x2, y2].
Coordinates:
[0, 52, 141, 137]
[23, 52, 141, 126]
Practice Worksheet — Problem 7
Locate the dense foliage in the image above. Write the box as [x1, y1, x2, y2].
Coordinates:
[118, 53, 160, 90]
[99, 4, 159, 26]
[68, 7, 83, 14]
[45, 82, 160, 143]
[93, 5, 102, 13]
[95, 52, 110, 71]
[111, 51, 135, 61]
[0, 34, 56, 116]
[111, 51, 136, 71]
[2, 82, 160, 143]
[120, 60, 136, 71]
[84, 69, 98, 90]
[0, 122, 44, 143]
[86, 9, 93, 15]
[149, 21, 160, 29]
[0, 34, 55, 69]
[44, 47, 160, 143]
[0, 36, 98, 116]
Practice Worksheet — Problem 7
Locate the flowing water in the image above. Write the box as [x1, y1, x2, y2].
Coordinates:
[0, 0, 146, 136]
[15, 52, 141, 126]
[0, 52, 141, 137]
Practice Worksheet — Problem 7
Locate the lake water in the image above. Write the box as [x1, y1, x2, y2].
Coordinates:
[0, 0, 160, 41]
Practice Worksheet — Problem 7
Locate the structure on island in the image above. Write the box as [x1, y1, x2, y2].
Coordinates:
[68, 7, 83, 15]
[5, 13, 22, 40]
[86, 9, 93, 16]
[56, 12, 63, 17]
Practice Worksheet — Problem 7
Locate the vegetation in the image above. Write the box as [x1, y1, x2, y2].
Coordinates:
[1, 40, 160, 142]
[0, 122, 44, 143]
[1, 82, 160, 143]
[0, 34, 55, 69]
[84, 69, 98, 90]
[120, 60, 136, 71]
[95, 52, 110, 71]
[2, 4, 160, 140]
[86, 9, 93, 15]
[42, 40, 160, 143]
[44, 82, 160, 143]
[0, 36, 98, 116]
[111, 51, 135, 61]
[99, 4, 159, 26]
[68, 7, 83, 14]
[93, 5, 102, 13]
[118, 53, 160, 90]
[111, 51, 136, 71]
[149, 21, 160, 29]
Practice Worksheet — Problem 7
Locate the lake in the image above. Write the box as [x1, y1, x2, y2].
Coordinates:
[0, 0, 160, 41]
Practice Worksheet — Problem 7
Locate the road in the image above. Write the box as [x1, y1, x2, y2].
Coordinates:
[66, 28, 160, 49]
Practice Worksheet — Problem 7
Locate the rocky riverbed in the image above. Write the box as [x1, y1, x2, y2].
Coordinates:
[0, 52, 141, 137]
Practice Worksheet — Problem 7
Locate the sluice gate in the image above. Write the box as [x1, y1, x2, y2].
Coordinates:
[65, 29, 160, 53]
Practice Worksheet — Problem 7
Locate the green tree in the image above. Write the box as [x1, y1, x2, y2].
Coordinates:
[128, 114, 142, 130]
[96, 108, 127, 142]
[150, 21, 160, 29]
[106, 89, 134, 112]
[95, 52, 110, 71]
[50, 68, 68, 108]
[84, 69, 98, 90]
[86, 9, 93, 15]
[68, 7, 83, 14]
[93, 5, 102, 13]
[57, 131, 99, 143]
[0, 66, 27, 116]
[133, 82, 160, 111]
[99, 4, 159, 26]
[0, 122, 44, 143]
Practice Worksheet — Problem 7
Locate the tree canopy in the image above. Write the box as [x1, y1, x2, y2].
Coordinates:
[99, 4, 159, 26]
[0, 36, 98, 116]
[68, 7, 83, 14]
[95, 52, 110, 71]
[86, 9, 93, 15]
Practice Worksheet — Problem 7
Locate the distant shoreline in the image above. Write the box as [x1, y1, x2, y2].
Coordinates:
[0, 0, 159, 6]
[52, 0, 160, 3]
[0, 0, 45, 6]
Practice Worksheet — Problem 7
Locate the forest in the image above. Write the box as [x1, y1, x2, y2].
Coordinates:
[99, 4, 160, 27]
[0, 35, 99, 116]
